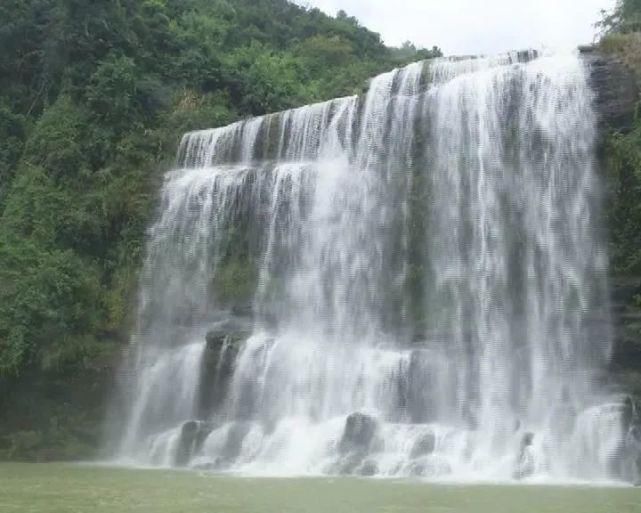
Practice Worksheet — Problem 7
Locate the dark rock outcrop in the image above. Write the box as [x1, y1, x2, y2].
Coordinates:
[219, 421, 252, 464]
[174, 420, 213, 466]
[359, 459, 378, 476]
[405, 349, 438, 424]
[513, 432, 535, 480]
[607, 396, 641, 482]
[583, 52, 639, 133]
[407, 458, 451, 477]
[335, 452, 363, 474]
[335, 413, 379, 474]
[197, 318, 252, 418]
[339, 412, 378, 454]
[204, 316, 252, 350]
[610, 278, 641, 376]
[410, 431, 436, 459]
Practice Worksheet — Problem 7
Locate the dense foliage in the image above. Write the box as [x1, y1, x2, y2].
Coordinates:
[596, 1, 641, 407]
[0, 0, 440, 459]
[599, 1, 641, 276]
[599, 0, 641, 35]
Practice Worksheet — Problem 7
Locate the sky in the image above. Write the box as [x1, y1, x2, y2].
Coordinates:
[295, 0, 618, 56]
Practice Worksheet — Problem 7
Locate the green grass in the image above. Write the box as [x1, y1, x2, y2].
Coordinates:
[2, 463, 641, 513]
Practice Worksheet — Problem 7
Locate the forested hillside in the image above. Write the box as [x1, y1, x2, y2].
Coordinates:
[0, 0, 440, 460]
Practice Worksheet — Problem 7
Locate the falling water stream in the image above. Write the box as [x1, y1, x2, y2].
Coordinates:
[112, 51, 635, 482]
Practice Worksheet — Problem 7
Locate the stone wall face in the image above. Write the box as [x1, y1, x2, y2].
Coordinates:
[586, 49, 641, 412]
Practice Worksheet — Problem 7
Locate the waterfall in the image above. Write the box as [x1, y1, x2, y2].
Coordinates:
[112, 51, 633, 482]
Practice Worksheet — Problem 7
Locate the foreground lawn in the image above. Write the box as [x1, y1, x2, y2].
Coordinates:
[2, 462, 641, 513]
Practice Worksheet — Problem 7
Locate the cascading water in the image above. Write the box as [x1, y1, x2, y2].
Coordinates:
[112, 51, 636, 482]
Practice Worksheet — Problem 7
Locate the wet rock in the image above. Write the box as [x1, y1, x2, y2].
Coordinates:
[427, 459, 452, 477]
[202, 327, 244, 372]
[584, 53, 638, 132]
[204, 318, 252, 352]
[336, 452, 364, 475]
[175, 420, 213, 466]
[335, 413, 379, 474]
[622, 396, 636, 429]
[513, 432, 535, 480]
[190, 422, 253, 470]
[220, 422, 251, 463]
[407, 458, 451, 477]
[198, 320, 251, 418]
[410, 431, 436, 459]
[609, 277, 641, 378]
[358, 459, 378, 476]
[520, 431, 534, 449]
[407, 460, 426, 476]
[231, 303, 254, 318]
[406, 349, 434, 423]
[611, 277, 641, 306]
[406, 348, 466, 426]
[339, 413, 378, 454]
[610, 396, 641, 482]
[191, 461, 217, 471]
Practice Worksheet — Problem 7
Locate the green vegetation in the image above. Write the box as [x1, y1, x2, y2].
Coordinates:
[598, 2, 641, 277]
[598, 1, 641, 274]
[0, 0, 440, 459]
[599, 0, 641, 35]
[598, 1, 641, 398]
[2, 462, 641, 513]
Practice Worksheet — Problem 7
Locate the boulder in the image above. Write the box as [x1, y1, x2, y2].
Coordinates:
[407, 460, 426, 477]
[405, 349, 437, 424]
[220, 421, 252, 463]
[339, 413, 378, 454]
[513, 432, 535, 480]
[336, 452, 363, 475]
[198, 319, 251, 418]
[358, 459, 379, 476]
[334, 413, 379, 474]
[335, 455, 379, 477]
[603, 397, 641, 482]
[584, 53, 639, 133]
[410, 431, 436, 459]
[520, 431, 534, 449]
[202, 328, 245, 370]
[609, 278, 641, 375]
[204, 318, 252, 356]
[231, 303, 254, 318]
[174, 420, 213, 466]
[407, 458, 451, 477]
